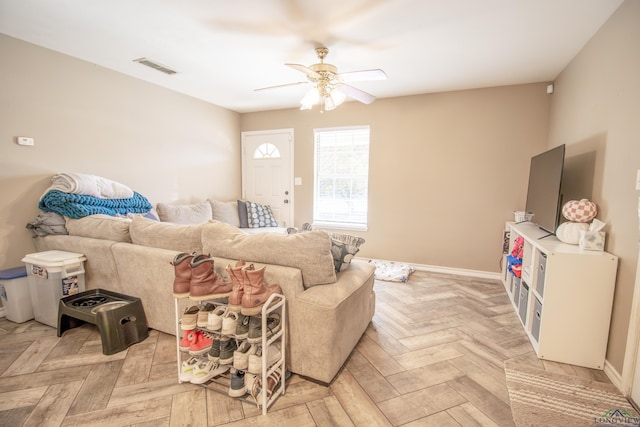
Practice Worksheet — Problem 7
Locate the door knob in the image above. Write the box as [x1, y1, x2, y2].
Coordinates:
[284, 199, 289, 204]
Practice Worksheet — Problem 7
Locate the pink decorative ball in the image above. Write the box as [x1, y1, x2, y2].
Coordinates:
[562, 199, 597, 222]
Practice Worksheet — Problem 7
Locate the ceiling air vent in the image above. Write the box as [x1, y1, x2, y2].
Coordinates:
[133, 57, 177, 75]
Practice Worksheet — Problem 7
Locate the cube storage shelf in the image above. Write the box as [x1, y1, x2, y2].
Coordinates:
[502, 222, 618, 369]
[173, 293, 286, 416]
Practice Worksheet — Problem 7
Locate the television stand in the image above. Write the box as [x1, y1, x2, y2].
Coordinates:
[501, 221, 618, 369]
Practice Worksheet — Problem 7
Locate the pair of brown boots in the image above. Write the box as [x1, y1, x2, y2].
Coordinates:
[171, 253, 232, 301]
[171, 254, 281, 315]
[225, 260, 282, 316]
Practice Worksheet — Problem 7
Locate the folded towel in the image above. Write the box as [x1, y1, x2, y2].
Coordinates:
[42, 172, 134, 200]
[25, 211, 68, 237]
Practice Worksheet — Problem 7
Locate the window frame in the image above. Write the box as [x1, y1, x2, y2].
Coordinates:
[312, 125, 370, 231]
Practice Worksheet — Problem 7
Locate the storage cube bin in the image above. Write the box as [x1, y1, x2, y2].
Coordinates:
[22, 250, 86, 327]
[0, 266, 33, 323]
[518, 281, 529, 324]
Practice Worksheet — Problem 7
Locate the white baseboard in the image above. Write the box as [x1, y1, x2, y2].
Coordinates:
[359, 257, 501, 281]
[411, 262, 501, 281]
[605, 358, 626, 395]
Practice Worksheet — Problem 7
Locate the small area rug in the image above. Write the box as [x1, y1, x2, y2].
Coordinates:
[368, 259, 414, 282]
[504, 361, 640, 426]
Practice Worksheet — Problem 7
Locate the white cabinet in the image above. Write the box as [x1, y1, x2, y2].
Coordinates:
[174, 294, 286, 415]
[502, 222, 618, 369]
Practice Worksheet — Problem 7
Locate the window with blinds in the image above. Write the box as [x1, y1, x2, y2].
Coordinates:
[313, 126, 370, 229]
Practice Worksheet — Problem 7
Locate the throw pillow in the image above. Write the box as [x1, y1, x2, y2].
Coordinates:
[202, 221, 336, 287]
[156, 201, 212, 224]
[288, 223, 365, 272]
[208, 199, 240, 227]
[237, 200, 249, 228]
[65, 214, 132, 242]
[246, 201, 278, 228]
[329, 232, 366, 272]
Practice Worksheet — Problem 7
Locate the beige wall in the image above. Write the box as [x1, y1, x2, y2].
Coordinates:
[0, 34, 241, 270]
[547, 0, 640, 374]
[241, 84, 551, 273]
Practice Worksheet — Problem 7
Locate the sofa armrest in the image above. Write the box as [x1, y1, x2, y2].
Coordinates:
[111, 243, 182, 335]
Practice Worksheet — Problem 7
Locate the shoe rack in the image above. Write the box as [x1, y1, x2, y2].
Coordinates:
[173, 293, 286, 415]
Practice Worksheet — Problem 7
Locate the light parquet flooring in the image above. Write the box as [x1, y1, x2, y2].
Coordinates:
[0, 270, 614, 426]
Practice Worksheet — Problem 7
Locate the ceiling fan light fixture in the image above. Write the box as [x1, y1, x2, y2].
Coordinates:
[300, 87, 320, 110]
[324, 89, 346, 111]
[330, 88, 346, 106]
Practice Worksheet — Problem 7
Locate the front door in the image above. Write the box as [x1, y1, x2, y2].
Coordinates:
[241, 129, 294, 227]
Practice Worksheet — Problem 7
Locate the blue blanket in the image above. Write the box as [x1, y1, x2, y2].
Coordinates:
[39, 190, 152, 219]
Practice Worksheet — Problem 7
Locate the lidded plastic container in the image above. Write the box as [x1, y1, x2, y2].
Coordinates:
[22, 250, 86, 327]
[0, 266, 33, 323]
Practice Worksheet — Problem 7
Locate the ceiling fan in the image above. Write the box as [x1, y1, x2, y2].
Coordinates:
[255, 47, 387, 111]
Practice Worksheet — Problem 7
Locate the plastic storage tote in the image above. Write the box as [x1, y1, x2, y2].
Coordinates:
[22, 250, 87, 327]
[0, 266, 34, 323]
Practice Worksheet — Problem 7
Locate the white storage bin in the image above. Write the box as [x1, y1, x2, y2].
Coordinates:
[0, 266, 34, 323]
[22, 250, 86, 327]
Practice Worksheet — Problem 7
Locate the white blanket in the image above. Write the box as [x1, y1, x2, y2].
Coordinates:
[41, 172, 134, 200]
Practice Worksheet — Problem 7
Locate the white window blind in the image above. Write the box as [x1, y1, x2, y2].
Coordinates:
[313, 126, 370, 229]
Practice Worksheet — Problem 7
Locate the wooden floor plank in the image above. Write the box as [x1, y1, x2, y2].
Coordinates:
[377, 382, 466, 425]
[330, 370, 392, 427]
[68, 359, 124, 415]
[345, 349, 400, 403]
[22, 380, 83, 427]
[306, 395, 355, 426]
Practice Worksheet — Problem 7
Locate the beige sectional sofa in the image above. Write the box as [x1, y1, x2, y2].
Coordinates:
[34, 216, 376, 384]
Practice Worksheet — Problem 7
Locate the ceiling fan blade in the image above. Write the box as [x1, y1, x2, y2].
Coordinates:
[254, 81, 308, 91]
[337, 69, 387, 82]
[336, 84, 377, 104]
[285, 63, 321, 79]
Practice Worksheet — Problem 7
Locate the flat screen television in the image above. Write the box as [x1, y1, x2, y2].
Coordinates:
[524, 144, 566, 235]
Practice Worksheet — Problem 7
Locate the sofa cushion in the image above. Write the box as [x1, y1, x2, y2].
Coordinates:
[202, 221, 336, 287]
[65, 214, 132, 242]
[208, 199, 240, 227]
[156, 201, 212, 224]
[130, 216, 203, 253]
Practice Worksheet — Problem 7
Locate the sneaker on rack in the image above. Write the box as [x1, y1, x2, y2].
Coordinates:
[247, 312, 282, 344]
[189, 330, 213, 356]
[233, 341, 257, 371]
[179, 329, 195, 352]
[228, 369, 246, 397]
[221, 311, 239, 336]
[218, 337, 238, 365]
[207, 337, 221, 362]
[197, 303, 216, 328]
[235, 314, 250, 339]
[181, 305, 199, 330]
[207, 305, 228, 331]
[179, 355, 203, 382]
[247, 343, 282, 375]
[190, 359, 230, 384]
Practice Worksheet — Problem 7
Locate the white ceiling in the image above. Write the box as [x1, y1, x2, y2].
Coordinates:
[0, 0, 623, 113]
